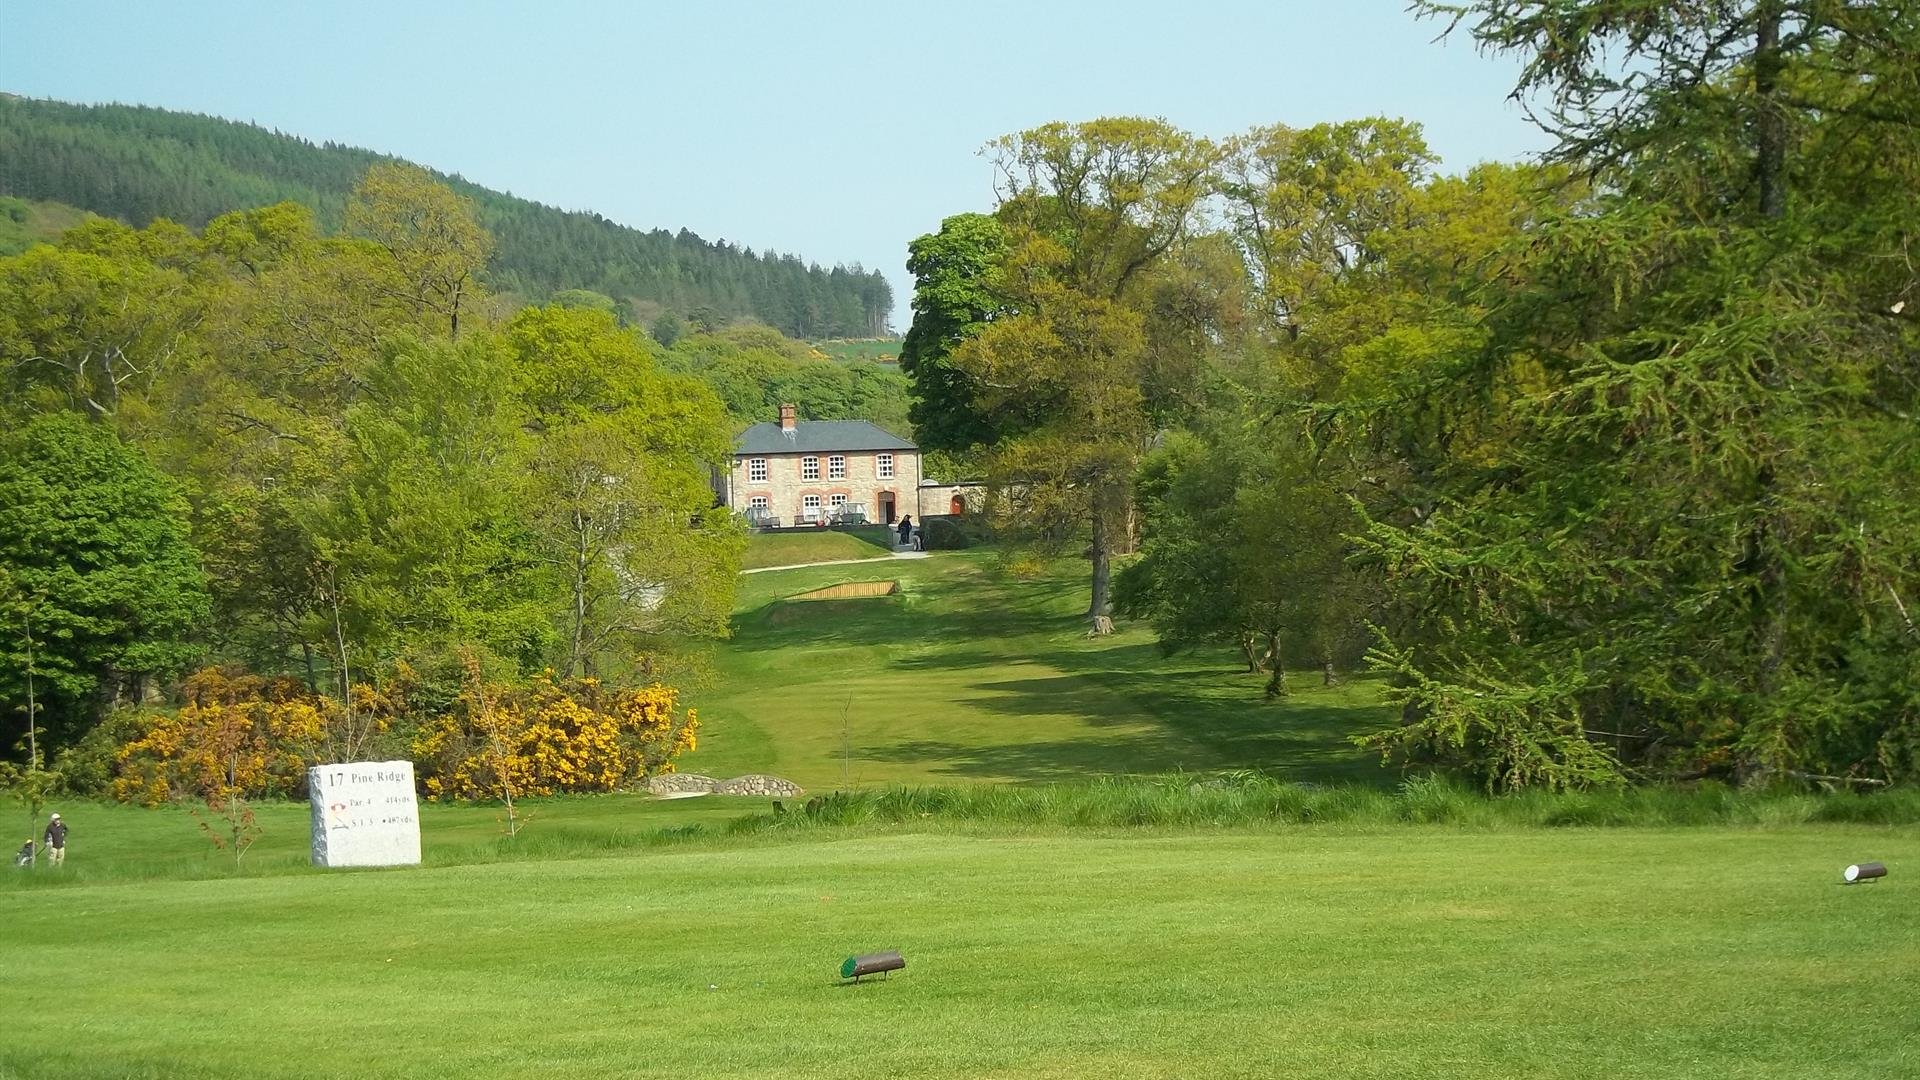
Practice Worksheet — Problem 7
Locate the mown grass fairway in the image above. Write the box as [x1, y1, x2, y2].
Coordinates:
[741, 526, 897, 570]
[8, 552, 1913, 1080]
[3, 825, 1915, 1079]
[683, 552, 1389, 788]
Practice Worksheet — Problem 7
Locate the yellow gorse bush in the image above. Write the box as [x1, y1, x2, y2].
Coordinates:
[412, 672, 698, 800]
[110, 666, 403, 806]
[113, 668, 329, 806]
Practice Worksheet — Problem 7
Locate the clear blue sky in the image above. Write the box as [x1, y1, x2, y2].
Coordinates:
[7, 0, 1548, 330]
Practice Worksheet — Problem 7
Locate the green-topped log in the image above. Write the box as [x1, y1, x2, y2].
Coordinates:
[840, 951, 905, 980]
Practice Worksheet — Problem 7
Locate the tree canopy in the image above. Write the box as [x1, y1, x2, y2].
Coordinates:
[908, 4, 1920, 787]
[0, 165, 746, 768]
[0, 414, 210, 743]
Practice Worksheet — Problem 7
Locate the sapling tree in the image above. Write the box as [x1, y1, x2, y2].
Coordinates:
[0, 583, 58, 864]
[458, 647, 526, 840]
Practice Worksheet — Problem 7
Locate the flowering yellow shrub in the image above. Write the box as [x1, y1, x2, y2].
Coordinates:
[412, 673, 698, 800]
[110, 666, 405, 806]
[112, 668, 331, 806]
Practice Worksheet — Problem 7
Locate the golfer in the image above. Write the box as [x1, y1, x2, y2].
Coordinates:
[43, 813, 66, 867]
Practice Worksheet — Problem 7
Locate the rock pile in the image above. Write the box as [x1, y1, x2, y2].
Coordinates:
[713, 774, 803, 797]
[646, 773, 719, 796]
[645, 773, 803, 797]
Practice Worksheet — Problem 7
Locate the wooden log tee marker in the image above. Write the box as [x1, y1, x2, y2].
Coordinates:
[1843, 862, 1887, 884]
[841, 951, 905, 982]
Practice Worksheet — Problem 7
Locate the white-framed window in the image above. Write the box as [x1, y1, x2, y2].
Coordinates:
[801, 493, 823, 521]
[748, 457, 767, 482]
[748, 495, 769, 511]
[876, 453, 894, 479]
[828, 454, 846, 480]
[829, 493, 847, 509]
[802, 456, 820, 481]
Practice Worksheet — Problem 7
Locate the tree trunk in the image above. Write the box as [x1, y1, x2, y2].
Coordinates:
[1322, 652, 1337, 687]
[1263, 632, 1287, 699]
[568, 507, 590, 678]
[1086, 485, 1116, 635]
[1753, 2, 1787, 221]
[326, 565, 359, 758]
[1240, 632, 1264, 673]
[1744, 1, 1789, 776]
[448, 274, 465, 340]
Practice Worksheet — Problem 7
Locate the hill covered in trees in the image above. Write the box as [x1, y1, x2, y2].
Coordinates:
[0, 94, 892, 338]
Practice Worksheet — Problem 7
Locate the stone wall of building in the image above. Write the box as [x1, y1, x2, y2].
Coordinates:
[729, 447, 923, 526]
[915, 482, 986, 520]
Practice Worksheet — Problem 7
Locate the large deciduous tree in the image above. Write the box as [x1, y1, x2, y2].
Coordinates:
[898, 212, 1010, 452]
[950, 119, 1223, 632]
[1115, 120, 1520, 697]
[506, 306, 743, 681]
[345, 163, 493, 339]
[0, 414, 209, 744]
[0, 218, 209, 422]
[313, 332, 549, 680]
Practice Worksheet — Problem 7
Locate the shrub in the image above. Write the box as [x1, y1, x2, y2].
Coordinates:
[106, 666, 403, 805]
[920, 516, 987, 551]
[54, 708, 148, 797]
[411, 673, 697, 800]
[998, 550, 1053, 580]
[111, 668, 333, 806]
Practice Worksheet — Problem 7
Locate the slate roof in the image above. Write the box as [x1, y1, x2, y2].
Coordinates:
[734, 420, 917, 455]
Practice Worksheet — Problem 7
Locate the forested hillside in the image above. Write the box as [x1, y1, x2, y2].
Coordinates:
[0, 94, 891, 338]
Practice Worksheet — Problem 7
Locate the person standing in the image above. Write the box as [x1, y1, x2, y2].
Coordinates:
[896, 515, 913, 548]
[43, 813, 66, 867]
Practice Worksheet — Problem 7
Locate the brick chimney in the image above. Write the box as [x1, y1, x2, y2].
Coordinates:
[779, 403, 797, 432]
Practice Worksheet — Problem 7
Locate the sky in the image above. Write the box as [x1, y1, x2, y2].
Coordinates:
[5, 0, 1551, 331]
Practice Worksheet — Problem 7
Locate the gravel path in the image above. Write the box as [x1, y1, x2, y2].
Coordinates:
[741, 550, 936, 574]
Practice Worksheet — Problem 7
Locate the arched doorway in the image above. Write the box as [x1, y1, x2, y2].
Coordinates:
[950, 493, 967, 515]
[877, 491, 896, 524]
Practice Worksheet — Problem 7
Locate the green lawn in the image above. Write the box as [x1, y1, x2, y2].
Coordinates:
[6, 550, 1912, 1077]
[0, 796, 764, 886]
[741, 526, 897, 570]
[682, 552, 1390, 789]
[3, 823, 1913, 1078]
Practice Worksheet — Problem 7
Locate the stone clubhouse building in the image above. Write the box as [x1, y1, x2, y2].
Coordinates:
[717, 404, 976, 528]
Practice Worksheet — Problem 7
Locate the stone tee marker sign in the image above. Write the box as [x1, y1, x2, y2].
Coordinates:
[308, 761, 422, 868]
